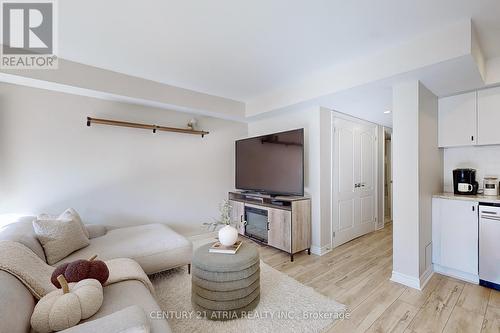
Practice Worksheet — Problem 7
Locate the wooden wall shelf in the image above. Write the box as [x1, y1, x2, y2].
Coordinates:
[86, 117, 209, 137]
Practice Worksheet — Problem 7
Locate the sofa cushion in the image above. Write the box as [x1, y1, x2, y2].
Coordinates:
[60, 224, 192, 275]
[0, 217, 46, 261]
[84, 224, 107, 239]
[0, 270, 36, 333]
[84, 280, 171, 333]
[61, 305, 151, 333]
[33, 218, 90, 265]
[61, 306, 150, 333]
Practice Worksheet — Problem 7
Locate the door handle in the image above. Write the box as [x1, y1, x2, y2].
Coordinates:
[267, 222, 270, 230]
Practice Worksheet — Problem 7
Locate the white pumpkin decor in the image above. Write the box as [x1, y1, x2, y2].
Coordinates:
[31, 275, 103, 333]
[218, 225, 239, 246]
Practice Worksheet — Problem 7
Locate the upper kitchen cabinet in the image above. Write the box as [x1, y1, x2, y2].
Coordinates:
[478, 86, 500, 145]
[438, 92, 477, 148]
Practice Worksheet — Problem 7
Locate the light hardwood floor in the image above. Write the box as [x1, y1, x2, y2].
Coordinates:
[194, 223, 500, 332]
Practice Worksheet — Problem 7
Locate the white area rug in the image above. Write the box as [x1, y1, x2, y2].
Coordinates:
[151, 262, 345, 333]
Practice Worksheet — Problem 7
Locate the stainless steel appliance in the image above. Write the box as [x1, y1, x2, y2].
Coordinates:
[479, 203, 500, 290]
[453, 168, 479, 195]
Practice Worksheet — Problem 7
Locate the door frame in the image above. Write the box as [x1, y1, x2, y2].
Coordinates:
[330, 112, 379, 249]
[383, 127, 393, 224]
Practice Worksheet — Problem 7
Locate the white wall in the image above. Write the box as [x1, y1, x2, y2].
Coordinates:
[443, 146, 500, 192]
[418, 84, 442, 277]
[392, 80, 442, 289]
[392, 81, 421, 282]
[247, 107, 327, 253]
[319, 108, 333, 250]
[0, 83, 247, 235]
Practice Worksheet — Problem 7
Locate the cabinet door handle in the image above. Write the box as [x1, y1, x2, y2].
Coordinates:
[472, 206, 475, 212]
[267, 222, 270, 230]
[471, 135, 474, 142]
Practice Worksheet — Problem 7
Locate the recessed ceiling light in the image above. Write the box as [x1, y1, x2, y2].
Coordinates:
[384, 110, 391, 114]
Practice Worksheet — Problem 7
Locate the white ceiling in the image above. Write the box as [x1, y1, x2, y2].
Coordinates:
[59, 0, 500, 102]
[262, 53, 485, 127]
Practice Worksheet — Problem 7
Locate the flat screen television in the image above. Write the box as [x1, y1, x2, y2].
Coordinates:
[235, 128, 304, 196]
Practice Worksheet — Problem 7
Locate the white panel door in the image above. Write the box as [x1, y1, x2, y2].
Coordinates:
[478, 86, 500, 145]
[438, 92, 477, 147]
[332, 118, 377, 247]
[359, 130, 376, 224]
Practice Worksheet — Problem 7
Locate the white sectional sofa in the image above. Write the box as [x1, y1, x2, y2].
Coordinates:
[0, 217, 193, 333]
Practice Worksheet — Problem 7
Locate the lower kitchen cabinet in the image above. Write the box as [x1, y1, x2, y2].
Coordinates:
[432, 198, 479, 283]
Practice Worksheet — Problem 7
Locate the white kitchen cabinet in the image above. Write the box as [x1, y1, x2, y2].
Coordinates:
[432, 198, 479, 283]
[438, 92, 477, 147]
[478, 86, 500, 145]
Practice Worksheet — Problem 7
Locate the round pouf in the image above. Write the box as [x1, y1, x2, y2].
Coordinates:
[191, 243, 260, 321]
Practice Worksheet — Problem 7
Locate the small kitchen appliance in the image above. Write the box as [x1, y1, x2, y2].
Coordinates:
[483, 177, 499, 196]
[453, 168, 479, 195]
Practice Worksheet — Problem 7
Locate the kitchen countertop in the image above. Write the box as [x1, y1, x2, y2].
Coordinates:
[433, 192, 500, 204]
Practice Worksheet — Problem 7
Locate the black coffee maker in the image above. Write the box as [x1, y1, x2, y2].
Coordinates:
[453, 168, 479, 195]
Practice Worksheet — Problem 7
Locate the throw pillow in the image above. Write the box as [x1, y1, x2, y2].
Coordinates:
[39, 208, 89, 239]
[60, 208, 89, 238]
[33, 218, 90, 265]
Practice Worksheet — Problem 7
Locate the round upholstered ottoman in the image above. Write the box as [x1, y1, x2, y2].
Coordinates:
[191, 242, 260, 320]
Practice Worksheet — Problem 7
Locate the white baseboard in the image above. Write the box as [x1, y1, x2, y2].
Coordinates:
[433, 264, 479, 284]
[391, 271, 422, 290]
[310, 244, 332, 256]
[419, 266, 434, 290]
[391, 266, 435, 291]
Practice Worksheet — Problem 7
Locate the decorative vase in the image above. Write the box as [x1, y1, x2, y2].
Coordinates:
[218, 225, 238, 246]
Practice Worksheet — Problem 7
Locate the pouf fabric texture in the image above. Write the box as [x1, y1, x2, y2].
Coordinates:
[192, 243, 259, 272]
[191, 243, 260, 320]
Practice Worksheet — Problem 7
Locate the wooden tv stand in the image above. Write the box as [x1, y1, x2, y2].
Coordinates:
[228, 191, 311, 261]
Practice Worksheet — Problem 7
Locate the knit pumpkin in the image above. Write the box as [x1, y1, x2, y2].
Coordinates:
[51, 255, 109, 288]
[31, 275, 103, 333]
